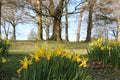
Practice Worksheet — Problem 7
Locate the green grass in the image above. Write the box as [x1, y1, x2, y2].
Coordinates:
[0, 41, 120, 80]
[0, 53, 27, 80]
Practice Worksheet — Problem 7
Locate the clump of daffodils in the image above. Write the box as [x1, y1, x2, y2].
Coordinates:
[17, 47, 91, 80]
[18, 47, 88, 74]
[88, 38, 120, 69]
[0, 38, 10, 56]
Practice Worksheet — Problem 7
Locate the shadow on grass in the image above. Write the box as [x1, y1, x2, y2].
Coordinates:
[0, 53, 29, 80]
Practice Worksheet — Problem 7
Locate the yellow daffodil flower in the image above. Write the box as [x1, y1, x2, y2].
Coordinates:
[37, 48, 44, 57]
[20, 56, 32, 69]
[2, 57, 7, 63]
[55, 49, 62, 56]
[79, 58, 88, 68]
[5, 38, 10, 45]
[65, 53, 72, 59]
[76, 57, 82, 63]
[30, 53, 40, 62]
[46, 53, 51, 60]
[72, 56, 77, 61]
[17, 67, 22, 74]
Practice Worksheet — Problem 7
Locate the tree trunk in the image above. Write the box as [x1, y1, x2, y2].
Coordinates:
[51, 0, 64, 41]
[52, 18, 62, 40]
[0, 1, 1, 39]
[65, 0, 69, 41]
[37, 14, 43, 40]
[85, 9, 92, 42]
[37, 0, 43, 40]
[48, 0, 54, 40]
[13, 26, 16, 40]
[46, 25, 49, 40]
[76, 3, 86, 42]
[117, 17, 120, 41]
[76, 16, 82, 42]
[85, 0, 95, 42]
[3, 25, 8, 39]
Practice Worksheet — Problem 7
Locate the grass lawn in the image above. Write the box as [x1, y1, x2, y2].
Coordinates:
[0, 41, 120, 80]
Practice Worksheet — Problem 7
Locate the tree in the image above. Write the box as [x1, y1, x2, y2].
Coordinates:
[65, 0, 69, 41]
[8, 0, 90, 41]
[1, 20, 10, 39]
[12, 0, 44, 40]
[76, 2, 87, 42]
[49, 0, 64, 40]
[113, 1, 120, 41]
[85, 0, 96, 42]
[36, 0, 43, 40]
[93, 0, 120, 40]
[2, 4, 24, 40]
[27, 29, 37, 40]
[42, 17, 53, 40]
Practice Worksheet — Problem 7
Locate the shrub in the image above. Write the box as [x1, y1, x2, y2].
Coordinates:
[0, 38, 10, 56]
[87, 38, 120, 69]
[17, 47, 92, 80]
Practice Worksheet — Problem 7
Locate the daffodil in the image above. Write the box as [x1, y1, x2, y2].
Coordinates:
[20, 56, 32, 69]
[65, 53, 72, 59]
[46, 53, 51, 60]
[30, 53, 40, 62]
[37, 48, 44, 57]
[2, 57, 7, 63]
[5, 38, 10, 45]
[100, 47, 104, 51]
[76, 57, 82, 63]
[72, 56, 77, 61]
[17, 67, 22, 74]
[79, 58, 88, 68]
[55, 49, 62, 56]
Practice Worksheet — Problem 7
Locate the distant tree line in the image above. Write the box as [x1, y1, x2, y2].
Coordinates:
[0, 0, 120, 42]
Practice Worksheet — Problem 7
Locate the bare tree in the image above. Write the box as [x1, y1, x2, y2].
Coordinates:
[93, 0, 120, 40]
[85, 0, 96, 42]
[37, 0, 43, 40]
[42, 17, 53, 40]
[113, 0, 120, 41]
[6, 0, 91, 41]
[49, 0, 65, 40]
[76, 2, 87, 42]
[27, 28, 37, 40]
[65, 0, 69, 41]
[1, 19, 10, 39]
[2, 3, 25, 40]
